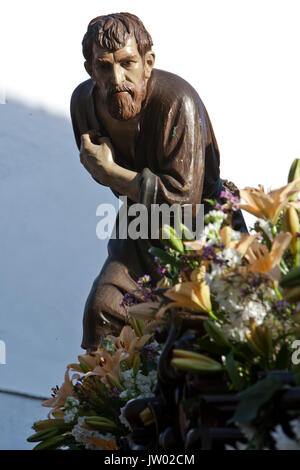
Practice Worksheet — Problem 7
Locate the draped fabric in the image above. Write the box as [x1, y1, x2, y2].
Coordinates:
[70, 69, 247, 350]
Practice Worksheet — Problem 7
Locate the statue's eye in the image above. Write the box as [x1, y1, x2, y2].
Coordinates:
[97, 61, 110, 70]
[121, 61, 134, 68]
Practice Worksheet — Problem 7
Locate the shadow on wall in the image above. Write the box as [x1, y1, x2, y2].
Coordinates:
[0, 99, 116, 398]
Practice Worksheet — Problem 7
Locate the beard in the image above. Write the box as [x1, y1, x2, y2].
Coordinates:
[106, 80, 147, 121]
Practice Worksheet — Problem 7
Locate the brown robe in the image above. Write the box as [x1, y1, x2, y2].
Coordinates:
[71, 68, 246, 350]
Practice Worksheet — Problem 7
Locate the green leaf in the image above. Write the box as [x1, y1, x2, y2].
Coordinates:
[198, 336, 228, 355]
[204, 320, 231, 349]
[229, 375, 283, 424]
[254, 222, 272, 251]
[274, 342, 290, 370]
[225, 352, 244, 391]
[148, 247, 180, 266]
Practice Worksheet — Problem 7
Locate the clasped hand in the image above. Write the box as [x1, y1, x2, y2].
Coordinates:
[80, 131, 115, 185]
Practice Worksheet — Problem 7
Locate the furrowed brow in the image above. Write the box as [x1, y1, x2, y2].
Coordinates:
[117, 53, 138, 62]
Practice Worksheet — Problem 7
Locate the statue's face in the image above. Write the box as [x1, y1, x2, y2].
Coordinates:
[89, 37, 153, 121]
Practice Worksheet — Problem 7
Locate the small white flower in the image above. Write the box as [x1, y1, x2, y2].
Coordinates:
[225, 441, 248, 450]
[64, 397, 79, 409]
[290, 418, 300, 441]
[64, 409, 77, 423]
[236, 422, 256, 441]
[72, 417, 116, 450]
[230, 230, 242, 241]
[217, 248, 241, 268]
[121, 369, 135, 389]
[258, 219, 273, 239]
[205, 210, 226, 225]
[271, 424, 300, 450]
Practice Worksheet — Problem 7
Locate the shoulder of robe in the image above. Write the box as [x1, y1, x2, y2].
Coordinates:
[149, 69, 204, 113]
[70, 79, 94, 113]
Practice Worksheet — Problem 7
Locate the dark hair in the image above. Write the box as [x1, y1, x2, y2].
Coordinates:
[82, 12, 153, 64]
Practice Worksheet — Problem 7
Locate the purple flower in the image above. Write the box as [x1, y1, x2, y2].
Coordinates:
[143, 344, 158, 363]
[108, 387, 121, 398]
[219, 189, 240, 211]
[240, 287, 249, 298]
[202, 245, 216, 261]
[156, 265, 167, 275]
[82, 401, 92, 411]
[220, 190, 228, 199]
[120, 292, 139, 307]
[249, 274, 262, 289]
[272, 300, 290, 315]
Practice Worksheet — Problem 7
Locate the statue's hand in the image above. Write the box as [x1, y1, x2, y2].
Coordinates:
[80, 131, 116, 185]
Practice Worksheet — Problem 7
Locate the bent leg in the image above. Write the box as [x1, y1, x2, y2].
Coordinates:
[81, 257, 140, 351]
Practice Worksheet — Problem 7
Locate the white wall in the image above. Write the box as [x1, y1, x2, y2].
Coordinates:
[1, 0, 300, 449]
[0, 392, 45, 450]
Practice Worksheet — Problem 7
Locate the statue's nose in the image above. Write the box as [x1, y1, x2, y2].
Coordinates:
[112, 64, 124, 87]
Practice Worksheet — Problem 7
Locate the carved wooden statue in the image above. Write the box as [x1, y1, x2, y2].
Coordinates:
[70, 12, 247, 351]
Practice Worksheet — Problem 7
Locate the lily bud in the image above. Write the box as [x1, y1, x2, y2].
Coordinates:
[245, 319, 272, 358]
[156, 277, 171, 288]
[286, 207, 300, 255]
[171, 357, 222, 372]
[133, 353, 141, 377]
[160, 225, 185, 253]
[106, 373, 124, 391]
[288, 159, 300, 201]
[287, 207, 300, 236]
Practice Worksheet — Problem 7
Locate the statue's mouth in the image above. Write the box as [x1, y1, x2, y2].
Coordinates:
[110, 86, 134, 98]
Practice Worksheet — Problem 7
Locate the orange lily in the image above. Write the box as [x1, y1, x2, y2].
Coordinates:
[86, 348, 126, 386]
[190, 265, 207, 282]
[42, 369, 77, 417]
[184, 239, 204, 251]
[67, 350, 104, 373]
[88, 436, 118, 450]
[110, 325, 152, 364]
[219, 226, 260, 258]
[244, 232, 292, 280]
[164, 280, 212, 313]
[239, 178, 300, 224]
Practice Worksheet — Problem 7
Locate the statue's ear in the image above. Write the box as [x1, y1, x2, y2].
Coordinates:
[144, 50, 155, 79]
[84, 61, 93, 77]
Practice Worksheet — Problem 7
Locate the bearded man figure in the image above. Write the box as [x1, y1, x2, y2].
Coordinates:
[70, 12, 247, 352]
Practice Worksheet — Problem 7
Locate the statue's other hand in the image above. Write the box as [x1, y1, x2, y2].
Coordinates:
[80, 131, 116, 185]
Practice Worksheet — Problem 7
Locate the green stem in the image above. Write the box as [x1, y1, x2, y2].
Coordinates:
[208, 311, 218, 321]
[295, 250, 300, 267]
[279, 257, 289, 275]
[274, 282, 283, 300]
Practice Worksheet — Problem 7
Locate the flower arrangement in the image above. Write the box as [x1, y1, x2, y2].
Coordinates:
[28, 159, 300, 450]
[27, 322, 161, 450]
